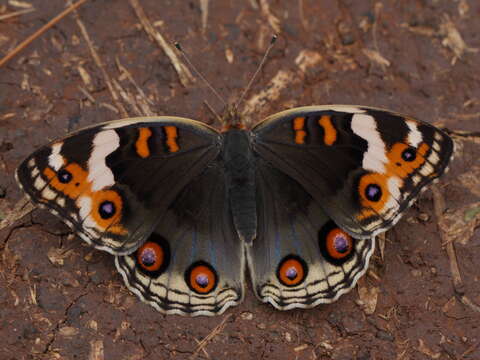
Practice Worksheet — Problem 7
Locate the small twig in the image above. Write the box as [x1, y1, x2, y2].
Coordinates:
[0, 0, 88, 68]
[432, 185, 464, 293]
[0, 196, 35, 232]
[259, 0, 281, 33]
[432, 185, 480, 314]
[0, 7, 35, 21]
[372, 3, 382, 54]
[129, 0, 195, 87]
[190, 314, 232, 359]
[113, 79, 143, 117]
[459, 296, 480, 313]
[115, 57, 155, 116]
[77, 86, 96, 103]
[199, 0, 209, 35]
[193, 338, 211, 359]
[298, 0, 308, 30]
[69, 0, 128, 118]
[451, 112, 480, 120]
[459, 340, 480, 359]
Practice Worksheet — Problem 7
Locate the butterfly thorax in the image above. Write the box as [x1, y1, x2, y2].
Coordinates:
[222, 128, 257, 243]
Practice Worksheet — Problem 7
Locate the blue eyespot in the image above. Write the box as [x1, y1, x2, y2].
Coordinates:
[333, 234, 349, 253]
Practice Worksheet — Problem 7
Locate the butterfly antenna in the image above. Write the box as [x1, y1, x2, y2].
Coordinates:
[175, 42, 227, 108]
[234, 35, 277, 112]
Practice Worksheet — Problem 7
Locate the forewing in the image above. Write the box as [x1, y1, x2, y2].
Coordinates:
[252, 105, 454, 238]
[16, 116, 221, 255]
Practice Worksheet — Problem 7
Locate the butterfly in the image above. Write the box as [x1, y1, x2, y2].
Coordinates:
[16, 104, 454, 316]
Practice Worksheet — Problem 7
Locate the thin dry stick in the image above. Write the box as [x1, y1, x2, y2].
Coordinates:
[0, 196, 35, 232]
[113, 79, 143, 117]
[0, 8, 35, 21]
[298, 0, 308, 30]
[193, 338, 211, 359]
[115, 57, 155, 116]
[431, 186, 463, 292]
[431, 185, 480, 313]
[69, 1, 128, 118]
[129, 0, 195, 87]
[199, 0, 209, 35]
[0, 0, 88, 68]
[190, 314, 232, 359]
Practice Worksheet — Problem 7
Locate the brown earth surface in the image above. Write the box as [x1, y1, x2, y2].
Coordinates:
[1, 1, 480, 359]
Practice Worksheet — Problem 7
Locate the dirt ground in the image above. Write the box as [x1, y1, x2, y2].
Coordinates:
[1, 0, 479, 359]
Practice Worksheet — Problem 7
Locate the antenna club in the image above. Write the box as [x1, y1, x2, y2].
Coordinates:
[174, 42, 182, 51]
[271, 35, 278, 44]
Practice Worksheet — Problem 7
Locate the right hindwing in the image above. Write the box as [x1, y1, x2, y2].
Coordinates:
[247, 159, 375, 310]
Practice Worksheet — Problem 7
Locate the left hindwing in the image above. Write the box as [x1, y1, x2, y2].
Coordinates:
[252, 105, 454, 238]
[16, 117, 221, 255]
[115, 162, 245, 316]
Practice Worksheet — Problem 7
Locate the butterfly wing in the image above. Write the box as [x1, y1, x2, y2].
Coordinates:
[16, 117, 221, 255]
[247, 159, 374, 309]
[115, 163, 244, 316]
[252, 105, 454, 238]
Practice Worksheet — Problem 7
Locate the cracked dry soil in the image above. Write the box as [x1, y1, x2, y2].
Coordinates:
[1, 1, 480, 359]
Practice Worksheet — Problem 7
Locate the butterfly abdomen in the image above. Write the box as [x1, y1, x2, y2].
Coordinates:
[222, 129, 257, 243]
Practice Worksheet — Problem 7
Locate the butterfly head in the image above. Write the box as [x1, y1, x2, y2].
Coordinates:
[221, 105, 246, 131]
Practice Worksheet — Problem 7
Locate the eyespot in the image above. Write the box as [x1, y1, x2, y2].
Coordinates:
[356, 173, 389, 220]
[57, 169, 72, 183]
[365, 183, 382, 202]
[136, 234, 170, 276]
[401, 147, 416, 162]
[319, 221, 356, 265]
[276, 255, 307, 287]
[91, 190, 124, 229]
[185, 261, 217, 294]
[99, 200, 116, 219]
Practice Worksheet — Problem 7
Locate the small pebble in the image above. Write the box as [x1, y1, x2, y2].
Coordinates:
[257, 322, 267, 330]
[418, 212, 430, 222]
[285, 332, 292, 342]
[240, 312, 253, 320]
[411, 269, 422, 277]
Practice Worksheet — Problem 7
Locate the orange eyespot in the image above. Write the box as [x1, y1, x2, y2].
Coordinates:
[135, 235, 170, 275]
[277, 255, 307, 287]
[90, 190, 126, 234]
[319, 221, 356, 265]
[137, 241, 164, 272]
[186, 262, 217, 294]
[325, 228, 353, 259]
